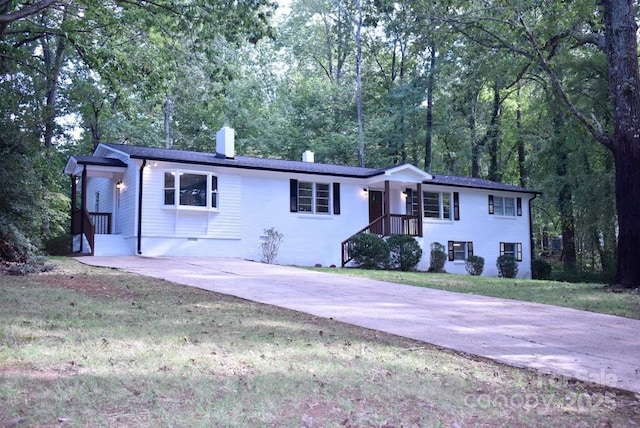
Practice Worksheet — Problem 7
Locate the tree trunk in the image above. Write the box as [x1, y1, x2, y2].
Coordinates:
[424, 45, 436, 171]
[516, 86, 527, 187]
[602, 0, 640, 288]
[354, 0, 365, 167]
[486, 79, 501, 182]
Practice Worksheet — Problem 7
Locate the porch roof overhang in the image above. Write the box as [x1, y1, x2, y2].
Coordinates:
[366, 163, 433, 188]
[64, 155, 127, 178]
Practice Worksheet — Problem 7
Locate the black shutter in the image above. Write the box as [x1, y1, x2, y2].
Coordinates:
[333, 183, 341, 215]
[467, 241, 474, 257]
[488, 195, 494, 215]
[453, 192, 460, 220]
[517, 197, 522, 216]
[290, 179, 298, 212]
[448, 241, 454, 261]
[516, 242, 523, 261]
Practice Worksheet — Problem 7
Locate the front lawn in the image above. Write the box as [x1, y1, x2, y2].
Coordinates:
[0, 258, 638, 427]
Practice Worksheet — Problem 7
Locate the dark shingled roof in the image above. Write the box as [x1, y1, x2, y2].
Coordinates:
[102, 143, 384, 178]
[100, 143, 539, 194]
[71, 155, 127, 168]
[428, 174, 539, 194]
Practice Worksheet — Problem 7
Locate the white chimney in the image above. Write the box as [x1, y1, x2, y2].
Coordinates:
[216, 126, 235, 159]
[302, 150, 314, 163]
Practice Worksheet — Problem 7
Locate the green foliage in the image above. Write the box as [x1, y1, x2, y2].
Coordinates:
[496, 255, 519, 279]
[348, 233, 390, 269]
[532, 259, 552, 280]
[387, 235, 423, 271]
[260, 228, 284, 264]
[428, 242, 447, 273]
[465, 255, 485, 276]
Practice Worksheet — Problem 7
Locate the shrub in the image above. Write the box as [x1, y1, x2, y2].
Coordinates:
[497, 255, 518, 278]
[260, 228, 283, 264]
[348, 233, 390, 269]
[7, 255, 54, 276]
[532, 259, 552, 280]
[387, 235, 423, 271]
[428, 242, 447, 273]
[465, 255, 485, 276]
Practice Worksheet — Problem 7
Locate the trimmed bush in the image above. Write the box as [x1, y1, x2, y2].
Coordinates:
[496, 255, 518, 278]
[465, 255, 485, 276]
[532, 259, 552, 280]
[387, 235, 423, 271]
[348, 233, 390, 269]
[428, 242, 447, 273]
[260, 227, 283, 264]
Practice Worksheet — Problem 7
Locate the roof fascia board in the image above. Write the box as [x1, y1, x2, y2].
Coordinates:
[128, 153, 386, 179]
[423, 180, 541, 195]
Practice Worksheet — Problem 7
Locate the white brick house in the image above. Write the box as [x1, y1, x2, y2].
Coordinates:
[64, 127, 539, 277]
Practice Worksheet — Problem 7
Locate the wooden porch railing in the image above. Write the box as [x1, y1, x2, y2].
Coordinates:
[71, 210, 112, 255]
[341, 214, 421, 266]
[89, 212, 112, 235]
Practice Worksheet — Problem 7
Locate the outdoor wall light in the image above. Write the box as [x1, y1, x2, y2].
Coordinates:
[116, 180, 124, 190]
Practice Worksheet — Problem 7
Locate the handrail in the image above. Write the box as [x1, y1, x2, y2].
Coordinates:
[89, 212, 112, 235]
[341, 214, 422, 266]
[83, 209, 95, 256]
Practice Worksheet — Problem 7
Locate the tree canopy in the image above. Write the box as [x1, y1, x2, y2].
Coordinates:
[1, 0, 637, 287]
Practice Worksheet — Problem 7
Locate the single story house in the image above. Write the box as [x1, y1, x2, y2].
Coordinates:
[64, 127, 540, 277]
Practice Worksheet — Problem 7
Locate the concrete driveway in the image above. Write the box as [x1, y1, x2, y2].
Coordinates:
[77, 256, 640, 394]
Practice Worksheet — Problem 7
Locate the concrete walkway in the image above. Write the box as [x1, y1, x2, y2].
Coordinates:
[77, 256, 640, 394]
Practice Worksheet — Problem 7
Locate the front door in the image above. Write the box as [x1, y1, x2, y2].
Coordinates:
[369, 190, 384, 234]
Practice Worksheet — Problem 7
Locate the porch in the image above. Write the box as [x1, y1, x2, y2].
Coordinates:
[64, 155, 127, 255]
[341, 180, 425, 266]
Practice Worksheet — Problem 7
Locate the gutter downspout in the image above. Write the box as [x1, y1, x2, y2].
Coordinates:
[137, 159, 147, 254]
[529, 193, 538, 271]
[80, 165, 87, 253]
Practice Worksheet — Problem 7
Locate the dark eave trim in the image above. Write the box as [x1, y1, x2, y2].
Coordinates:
[126, 154, 385, 179]
[422, 180, 541, 195]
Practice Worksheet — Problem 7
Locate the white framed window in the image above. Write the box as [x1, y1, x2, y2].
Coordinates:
[423, 191, 456, 220]
[489, 195, 522, 217]
[164, 171, 218, 209]
[448, 241, 474, 261]
[500, 242, 523, 261]
[290, 180, 341, 215]
[297, 181, 331, 214]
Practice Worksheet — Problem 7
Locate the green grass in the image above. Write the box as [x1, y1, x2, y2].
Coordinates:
[0, 258, 638, 427]
[312, 268, 640, 320]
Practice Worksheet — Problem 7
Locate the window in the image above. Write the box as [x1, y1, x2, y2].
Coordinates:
[164, 171, 219, 209]
[424, 191, 458, 220]
[500, 242, 523, 261]
[448, 241, 474, 261]
[290, 179, 341, 215]
[405, 189, 419, 216]
[489, 195, 522, 216]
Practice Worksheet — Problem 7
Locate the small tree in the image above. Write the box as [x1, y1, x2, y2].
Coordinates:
[496, 255, 518, 278]
[387, 235, 423, 271]
[348, 233, 390, 269]
[465, 255, 485, 276]
[428, 242, 446, 273]
[260, 228, 283, 264]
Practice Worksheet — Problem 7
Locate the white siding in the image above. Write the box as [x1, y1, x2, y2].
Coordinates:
[419, 187, 534, 278]
[137, 161, 243, 257]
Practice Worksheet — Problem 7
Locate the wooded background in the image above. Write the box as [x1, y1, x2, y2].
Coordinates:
[2, 0, 637, 285]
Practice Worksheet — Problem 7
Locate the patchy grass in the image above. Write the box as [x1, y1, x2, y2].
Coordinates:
[0, 258, 638, 427]
[313, 268, 640, 320]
